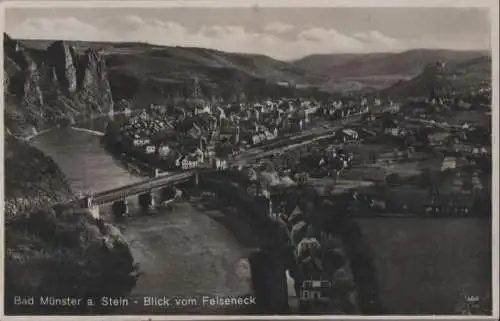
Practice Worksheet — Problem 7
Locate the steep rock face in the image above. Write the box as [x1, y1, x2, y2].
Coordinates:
[46, 40, 78, 93]
[3, 34, 114, 136]
[75, 49, 114, 114]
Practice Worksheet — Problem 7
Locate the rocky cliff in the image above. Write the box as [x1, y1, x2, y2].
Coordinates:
[4, 33, 114, 136]
[381, 57, 491, 101]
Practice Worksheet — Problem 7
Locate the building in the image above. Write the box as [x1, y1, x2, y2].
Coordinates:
[157, 144, 172, 158]
[213, 158, 228, 171]
[441, 156, 457, 171]
[428, 131, 451, 146]
[384, 127, 407, 137]
[145, 145, 156, 154]
[176, 155, 199, 170]
[194, 104, 211, 115]
[132, 138, 150, 147]
[337, 129, 359, 142]
[361, 113, 376, 122]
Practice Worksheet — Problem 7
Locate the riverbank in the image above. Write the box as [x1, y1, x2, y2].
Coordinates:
[70, 126, 105, 136]
[17, 111, 130, 142]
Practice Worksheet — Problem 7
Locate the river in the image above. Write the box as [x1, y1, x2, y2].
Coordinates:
[29, 116, 492, 315]
[30, 123, 253, 314]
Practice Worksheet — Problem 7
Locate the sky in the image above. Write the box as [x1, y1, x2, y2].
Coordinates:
[4, 6, 492, 60]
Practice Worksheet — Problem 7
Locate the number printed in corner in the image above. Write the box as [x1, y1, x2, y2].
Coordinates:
[465, 295, 480, 302]
[300, 289, 322, 301]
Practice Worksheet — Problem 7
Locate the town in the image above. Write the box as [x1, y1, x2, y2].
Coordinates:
[103, 78, 492, 220]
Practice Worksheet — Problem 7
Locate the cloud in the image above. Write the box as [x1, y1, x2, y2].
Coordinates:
[7, 15, 452, 60]
[8, 17, 104, 41]
[354, 30, 400, 49]
[120, 15, 145, 26]
[297, 27, 366, 52]
[263, 22, 295, 34]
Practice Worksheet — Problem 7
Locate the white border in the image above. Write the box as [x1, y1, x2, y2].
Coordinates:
[0, 0, 498, 320]
[0, 0, 498, 8]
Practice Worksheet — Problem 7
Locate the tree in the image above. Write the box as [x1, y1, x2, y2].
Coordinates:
[415, 128, 430, 147]
[324, 182, 336, 196]
[386, 173, 400, 184]
[295, 172, 309, 186]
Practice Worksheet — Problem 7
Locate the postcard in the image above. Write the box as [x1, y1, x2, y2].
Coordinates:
[1, 0, 498, 319]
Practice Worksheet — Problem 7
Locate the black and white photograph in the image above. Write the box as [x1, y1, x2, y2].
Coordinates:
[2, 0, 498, 317]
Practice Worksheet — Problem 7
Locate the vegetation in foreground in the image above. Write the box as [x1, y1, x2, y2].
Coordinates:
[4, 137, 139, 315]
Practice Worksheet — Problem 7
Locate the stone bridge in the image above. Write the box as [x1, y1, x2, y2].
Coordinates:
[72, 169, 206, 218]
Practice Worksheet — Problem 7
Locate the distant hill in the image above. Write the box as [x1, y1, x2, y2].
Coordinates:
[380, 56, 491, 101]
[293, 49, 490, 92]
[293, 49, 489, 77]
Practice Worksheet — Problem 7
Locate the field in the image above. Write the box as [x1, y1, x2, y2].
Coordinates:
[357, 218, 491, 315]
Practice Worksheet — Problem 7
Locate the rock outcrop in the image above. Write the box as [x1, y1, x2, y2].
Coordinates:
[4, 33, 114, 136]
[381, 60, 457, 101]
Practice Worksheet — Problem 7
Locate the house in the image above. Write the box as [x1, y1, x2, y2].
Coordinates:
[457, 100, 472, 110]
[386, 103, 400, 113]
[290, 118, 304, 132]
[219, 127, 238, 142]
[359, 105, 370, 114]
[175, 155, 199, 170]
[337, 129, 359, 142]
[441, 156, 457, 171]
[213, 158, 228, 171]
[384, 127, 407, 137]
[191, 147, 205, 163]
[145, 145, 156, 155]
[213, 107, 226, 122]
[362, 113, 376, 122]
[428, 131, 451, 145]
[132, 138, 150, 147]
[251, 134, 262, 145]
[195, 104, 211, 115]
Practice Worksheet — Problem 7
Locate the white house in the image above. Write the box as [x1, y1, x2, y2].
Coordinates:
[145, 145, 156, 154]
[213, 158, 228, 171]
[158, 144, 171, 158]
[195, 104, 211, 115]
[441, 157, 457, 171]
[132, 138, 150, 147]
[337, 129, 359, 142]
[176, 156, 199, 170]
